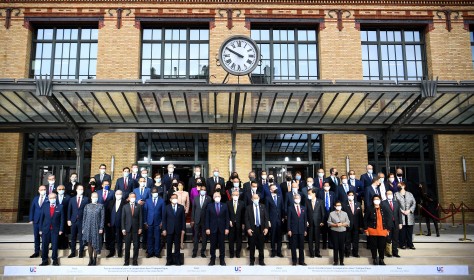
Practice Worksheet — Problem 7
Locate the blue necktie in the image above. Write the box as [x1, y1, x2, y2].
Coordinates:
[325, 192, 330, 212]
[273, 195, 277, 205]
[216, 203, 220, 215]
[173, 205, 176, 215]
[255, 205, 260, 227]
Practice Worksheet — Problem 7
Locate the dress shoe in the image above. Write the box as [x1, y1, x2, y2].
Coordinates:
[220, 260, 226, 266]
[229, 254, 234, 258]
[409, 246, 416, 250]
[333, 262, 338, 266]
[340, 262, 344, 266]
[345, 253, 350, 258]
[328, 246, 333, 249]
[123, 261, 129, 266]
[271, 252, 276, 258]
[249, 262, 254, 266]
[425, 233, 431, 236]
[436, 233, 440, 237]
[379, 259, 386, 265]
[208, 260, 215, 266]
[52, 260, 59, 266]
[132, 260, 138, 266]
[322, 245, 327, 250]
[393, 254, 401, 258]
[260, 261, 266, 266]
[30, 253, 39, 258]
[165, 261, 172, 266]
[92, 257, 97, 266]
[146, 254, 154, 258]
[88, 258, 93, 266]
[117, 252, 123, 258]
[236, 254, 241, 258]
[68, 253, 76, 258]
[373, 258, 378, 265]
[106, 252, 114, 258]
[192, 253, 197, 258]
[292, 262, 297, 266]
[299, 262, 307, 266]
[201, 253, 207, 258]
[386, 253, 392, 258]
[79, 252, 84, 258]
[39, 261, 48, 266]
[309, 254, 315, 258]
[400, 246, 406, 249]
[277, 254, 284, 258]
[352, 254, 360, 258]
[315, 254, 322, 258]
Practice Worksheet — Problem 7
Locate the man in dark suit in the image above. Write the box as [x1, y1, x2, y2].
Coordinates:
[56, 185, 70, 249]
[294, 171, 305, 190]
[227, 190, 245, 258]
[191, 185, 211, 258]
[285, 182, 303, 215]
[97, 180, 114, 205]
[121, 193, 143, 266]
[67, 185, 88, 258]
[364, 177, 381, 211]
[105, 189, 125, 258]
[244, 181, 263, 206]
[243, 171, 256, 192]
[188, 166, 206, 191]
[360, 164, 375, 191]
[318, 182, 336, 249]
[129, 164, 140, 189]
[116, 167, 133, 200]
[394, 168, 407, 187]
[348, 170, 365, 203]
[316, 169, 326, 191]
[337, 175, 356, 204]
[265, 184, 284, 258]
[39, 192, 64, 266]
[287, 193, 307, 266]
[46, 174, 58, 195]
[205, 192, 229, 266]
[162, 193, 186, 266]
[382, 189, 402, 258]
[280, 174, 293, 203]
[343, 190, 363, 258]
[306, 188, 324, 258]
[94, 164, 111, 191]
[245, 194, 269, 266]
[140, 168, 154, 189]
[206, 167, 225, 196]
[326, 167, 340, 194]
[144, 187, 165, 258]
[64, 173, 80, 197]
[162, 164, 180, 194]
[29, 185, 48, 258]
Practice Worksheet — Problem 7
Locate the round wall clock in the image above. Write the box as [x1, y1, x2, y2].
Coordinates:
[218, 35, 260, 76]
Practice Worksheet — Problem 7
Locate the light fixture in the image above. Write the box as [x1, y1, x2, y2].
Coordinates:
[144, 157, 148, 162]
[346, 155, 350, 175]
[284, 157, 289, 162]
[160, 157, 165, 161]
[462, 156, 467, 181]
[296, 157, 301, 162]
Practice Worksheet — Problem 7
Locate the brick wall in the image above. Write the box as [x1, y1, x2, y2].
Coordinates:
[90, 133, 137, 188]
[208, 133, 252, 179]
[322, 134, 368, 178]
[434, 134, 474, 222]
[0, 21, 31, 78]
[0, 133, 24, 222]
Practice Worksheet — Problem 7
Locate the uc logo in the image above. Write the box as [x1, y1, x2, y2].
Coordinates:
[437, 267, 444, 273]
[234, 266, 242, 272]
[29, 267, 37, 273]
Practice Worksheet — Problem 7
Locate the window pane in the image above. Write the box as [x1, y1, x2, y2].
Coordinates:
[81, 29, 91, 40]
[367, 31, 377, 41]
[143, 29, 152, 40]
[90, 29, 98, 40]
[80, 43, 90, 58]
[44, 29, 53, 40]
[142, 44, 152, 59]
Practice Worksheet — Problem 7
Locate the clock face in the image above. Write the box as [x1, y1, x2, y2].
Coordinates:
[219, 36, 259, 76]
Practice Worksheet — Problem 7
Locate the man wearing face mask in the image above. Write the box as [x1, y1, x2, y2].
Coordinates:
[365, 177, 381, 211]
[317, 182, 336, 250]
[65, 173, 80, 197]
[116, 167, 132, 200]
[191, 185, 211, 258]
[285, 182, 303, 216]
[140, 168, 154, 189]
[134, 177, 151, 206]
[287, 193, 307, 266]
[121, 193, 143, 266]
[93, 164, 111, 191]
[377, 172, 388, 201]
[382, 189, 402, 258]
[306, 188, 324, 258]
[245, 181, 263, 207]
[245, 193, 269, 266]
[280, 173, 293, 204]
[29, 185, 48, 258]
[105, 190, 125, 258]
[163, 194, 186, 265]
[348, 170, 364, 204]
[188, 166, 206, 192]
[294, 171, 305, 189]
[360, 164, 375, 190]
[226, 177, 243, 202]
[206, 167, 225, 196]
[85, 179, 96, 199]
[337, 175, 356, 204]
[46, 174, 58, 195]
[143, 187, 165, 258]
[316, 169, 325, 190]
[56, 185, 70, 250]
[265, 184, 284, 258]
[244, 171, 257, 193]
[260, 173, 277, 202]
[227, 190, 245, 258]
[162, 164, 180, 194]
[97, 180, 114, 205]
[259, 171, 268, 189]
[394, 168, 407, 187]
[342, 190, 363, 258]
[326, 168, 339, 194]
[205, 192, 230, 266]
[68, 185, 88, 258]
[301, 177, 314, 198]
[39, 193, 64, 266]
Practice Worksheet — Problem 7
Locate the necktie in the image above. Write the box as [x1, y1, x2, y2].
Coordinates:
[174, 205, 177, 215]
[369, 173, 373, 180]
[100, 174, 104, 182]
[273, 195, 277, 205]
[255, 205, 260, 226]
[131, 204, 134, 216]
[390, 200, 393, 211]
[39, 196, 44, 207]
[133, 174, 136, 180]
[350, 202, 354, 214]
[140, 188, 143, 196]
[234, 201, 237, 214]
[103, 190, 107, 200]
[325, 192, 330, 212]
[375, 187, 379, 195]
[77, 196, 81, 207]
[200, 196, 204, 208]
[59, 195, 63, 204]
[153, 198, 157, 206]
[351, 179, 355, 186]
[49, 185, 53, 194]
[296, 205, 301, 217]
[124, 178, 128, 190]
[170, 173, 173, 179]
[344, 184, 348, 193]
[312, 200, 315, 210]
[319, 178, 323, 189]
[215, 177, 217, 184]
[216, 203, 220, 215]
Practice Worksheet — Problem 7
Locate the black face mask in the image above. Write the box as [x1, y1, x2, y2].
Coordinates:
[334, 172, 339, 176]
[249, 176, 255, 181]
[89, 182, 96, 186]
[286, 176, 292, 181]
[215, 188, 221, 192]
[397, 173, 403, 177]
[172, 183, 178, 187]
[269, 178, 274, 183]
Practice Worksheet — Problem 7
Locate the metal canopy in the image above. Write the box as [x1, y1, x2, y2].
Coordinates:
[0, 79, 473, 133]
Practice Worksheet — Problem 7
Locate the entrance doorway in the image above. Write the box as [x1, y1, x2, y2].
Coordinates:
[149, 163, 207, 190]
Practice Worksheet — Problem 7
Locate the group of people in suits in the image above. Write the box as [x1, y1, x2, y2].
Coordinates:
[29, 163, 424, 267]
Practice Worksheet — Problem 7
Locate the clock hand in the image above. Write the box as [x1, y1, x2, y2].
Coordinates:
[226, 47, 244, 58]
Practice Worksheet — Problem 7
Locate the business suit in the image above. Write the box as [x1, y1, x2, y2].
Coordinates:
[144, 196, 164, 257]
[245, 203, 269, 264]
[265, 193, 284, 256]
[121, 202, 143, 264]
[29, 194, 48, 256]
[162, 203, 186, 265]
[227, 199, 245, 258]
[134, 187, 151, 204]
[206, 176, 225, 196]
[191, 194, 211, 256]
[56, 194, 70, 249]
[205, 202, 229, 263]
[64, 181, 80, 197]
[162, 173, 180, 195]
[94, 173, 112, 191]
[128, 173, 140, 189]
[326, 176, 340, 194]
[105, 198, 125, 257]
[39, 202, 64, 264]
[360, 173, 375, 189]
[342, 200, 363, 257]
[285, 190, 303, 215]
[365, 185, 380, 211]
[280, 180, 293, 205]
[336, 184, 356, 204]
[287, 203, 306, 264]
[188, 176, 206, 191]
[382, 199, 402, 256]
[97, 189, 114, 205]
[244, 188, 264, 207]
[46, 183, 58, 195]
[115, 177, 133, 199]
[348, 178, 365, 203]
[306, 197, 325, 257]
[68, 195, 88, 257]
[318, 190, 336, 249]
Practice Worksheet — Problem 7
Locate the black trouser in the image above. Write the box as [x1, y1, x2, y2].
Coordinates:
[270, 220, 282, 255]
[105, 222, 113, 250]
[399, 225, 414, 247]
[228, 223, 242, 257]
[388, 222, 399, 255]
[332, 231, 345, 263]
[166, 231, 181, 264]
[321, 222, 333, 248]
[33, 223, 41, 255]
[248, 227, 264, 263]
[70, 220, 84, 254]
[124, 229, 139, 262]
[41, 231, 59, 262]
[58, 227, 69, 249]
[425, 216, 439, 234]
[192, 223, 208, 255]
[107, 223, 123, 255]
[290, 234, 304, 263]
[209, 231, 226, 261]
[345, 226, 359, 256]
[308, 223, 321, 256]
[369, 235, 386, 260]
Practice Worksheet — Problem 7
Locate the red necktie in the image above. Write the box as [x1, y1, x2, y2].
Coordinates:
[50, 206, 54, 229]
[124, 178, 128, 190]
[103, 191, 107, 200]
[319, 179, 323, 189]
[77, 196, 81, 207]
[390, 200, 393, 211]
[131, 204, 134, 216]
[296, 205, 300, 217]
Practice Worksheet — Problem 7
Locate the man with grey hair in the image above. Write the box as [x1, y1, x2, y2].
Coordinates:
[206, 167, 225, 196]
[245, 193, 269, 266]
[39, 192, 64, 266]
[206, 191, 229, 266]
[287, 193, 307, 266]
[227, 190, 245, 258]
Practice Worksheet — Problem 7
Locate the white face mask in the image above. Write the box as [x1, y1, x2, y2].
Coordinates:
[71, 177, 77, 182]
[373, 200, 381, 205]
[141, 173, 148, 178]
[155, 178, 161, 183]
[99, 169, 106, 174]
[57, 190, 65, 195]
[367, 170, 373, 174]
[294, 199, 301, 204]
[379, 178, 385, 183]
[200, 190, 206, 196]
[348, 195, 354, 201]
[261, 175, 267, 180]
[171, 198, 178, 204]
[387, 195, 393, 200]
[91, 197, 98, 204]
[195, 172, 201, 177]
[152, 193, 159, 198]
[318, 172, 324, 178]
[48, 180, 55, 185]
[115, 195, 122, 200]
[232, 196, 239, 201]
[76, 190, 83, 196]
[307, 182, 313, 187]
[129, 198, 136, 203]
[233, 182, 239, 188]
[213, 171, 219, 177]
[132, 168, 138, 173]
[168, 168, 174, 173]
[251, 187, 257, 192]
[335, 206, 342, 211]
[324, 186, 330, 191]
[39, 190, 46, 196]
[389, 178, 395, 183]
[49, 199, 56, 205]
[140, 182, 146, 188]
[214, 197, 221, 203]
[253, 199, 259, 205]
[292, 188, 298, 193]
[308, 195, 312, 200]
[123, 172, 130, 178]
[342, 179, 348, 185]
[349, 175, 356, 180]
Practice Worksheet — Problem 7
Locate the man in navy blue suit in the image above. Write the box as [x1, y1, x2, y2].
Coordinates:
[285, 182, 303, 215]
[93, 164, 112, 191]
[348, 170, 365, 203]
[46, 174, 58, 195]
[39, 192, 64, 266]
[265, 184, 284, 258]
[206, 192, 229, 266]
[364, 177, 381, 210]
[162, 193, 186, 266]
[244, 181, 263, 206]
[116, 167, 133, 200]
[318, 181, 336, 249]
[287, 193, 307, 266]
[97, 180, 114, 205]
[162, 164, 180, 194]
[67, 185, 88, 258]
[140, 168, 154, 189]
[336, 175, 356, 204]
[29, 185, 48, 258]
[134, 177, 151, 205]
[360, 164, 375, 191]
[326, 167, 340, 194]
[56, 185, 70, 250]
[144, 187, 164, 258]
[105, 190, 125, 258]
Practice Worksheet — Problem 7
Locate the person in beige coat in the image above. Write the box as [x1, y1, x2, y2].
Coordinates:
[175, 181, 189, 249]
[395, 182, 416, 250]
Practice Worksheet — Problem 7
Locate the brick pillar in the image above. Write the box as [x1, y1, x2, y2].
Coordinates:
[90, 133, 137, 188]
[0, 20, 32, 78]
[434, 134, 474, 222]
[208, 133, 252, 178]
[322, 134, 368, 177]
[0, 133, 24, 222]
